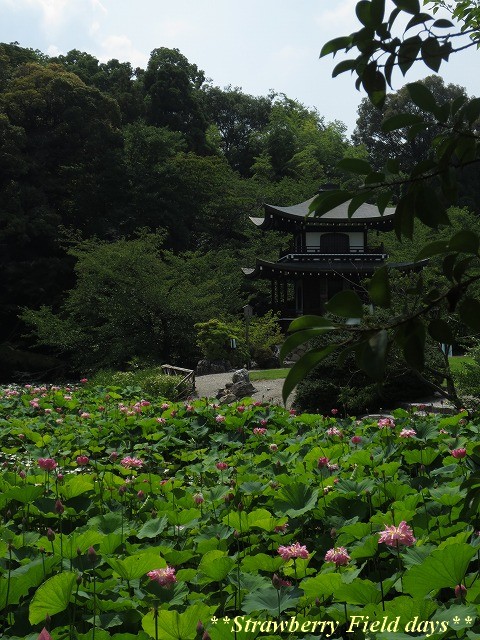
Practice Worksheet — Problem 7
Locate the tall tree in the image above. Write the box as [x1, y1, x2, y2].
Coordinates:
[0, 62, 127, 342]
[143, 48, 207, 151]
[201, 85, 272, 175]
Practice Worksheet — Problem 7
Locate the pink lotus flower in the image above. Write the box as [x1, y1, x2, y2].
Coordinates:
[326, 427, 342, 437]
[399, 429, 417, 438]
[156, 417, 166, 424]
[274, 523, 288, 533]
[451, 448, 467, 459]
[378, 417, 395, 429]
[216, 462, 228, 470]
[193, 492, 204, 504]
[331, 408, 338, 415]
[253, 427, 267, 435]
[137, 490, 145, 500]
[38, 458, 57, 471]
[161, 403, 170, 410]
[215, 415, 226, 423]
[76, 455, 89, 466]
[237, 405, 245, 413]
[317, 456, 329, 468]
[327, 462, 339, 471]
[324, 546, 351, 566]
[80, 412, 90, 419]
[37, 627, 53, 640]
[269, 443, 278, 452]
[277, 541, 309, 560]
[120, 456, 144, 469]
[378, 521, 416, 547]
[185, 404, 194, 412]
[351, 435, 362, 444]
[289, 409, 296, 415]
[80, 378, 88, 384]
[55, 499, 65, 514]
[109, 451, 119, 461]
[147, 566, 177, 587]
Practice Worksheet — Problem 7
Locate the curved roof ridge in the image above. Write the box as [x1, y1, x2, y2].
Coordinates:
[265, 197, 396, 220]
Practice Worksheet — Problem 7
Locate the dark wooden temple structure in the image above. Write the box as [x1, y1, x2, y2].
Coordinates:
[243, 194, 397, 319]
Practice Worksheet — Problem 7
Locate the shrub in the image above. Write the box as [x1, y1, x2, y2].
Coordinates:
[195, 319, 248, 367]
[89, 367, 190, 400]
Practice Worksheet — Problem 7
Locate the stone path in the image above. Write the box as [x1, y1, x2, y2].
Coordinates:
[193, 372, 291, 407]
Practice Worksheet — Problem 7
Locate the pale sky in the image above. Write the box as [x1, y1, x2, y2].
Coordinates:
[1, 0, 479, 133]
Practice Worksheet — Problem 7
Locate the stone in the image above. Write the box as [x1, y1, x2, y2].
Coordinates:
[232, 368, 250, 383]
[230, 380, 256, 398]
[219, 393, 237, 405]
[196, 359, 232, 376]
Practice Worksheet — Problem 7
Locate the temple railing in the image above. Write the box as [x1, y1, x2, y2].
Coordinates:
[278, 252, 388, 264]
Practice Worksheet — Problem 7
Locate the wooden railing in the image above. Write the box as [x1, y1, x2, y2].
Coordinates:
[160, 365, 196, 399]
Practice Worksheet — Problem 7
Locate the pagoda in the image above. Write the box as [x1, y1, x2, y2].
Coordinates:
[243, 192, 396, 320]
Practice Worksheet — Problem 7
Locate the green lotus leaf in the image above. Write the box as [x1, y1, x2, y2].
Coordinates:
[242, 586, 302, 615]
[137, 516, 168, 539]
[198, 550, 234, 581]
[142, 603, 214, 640]
[107, 553, 166, 581]
[29, 571, 77, 624]
[403, 543, 476, 597]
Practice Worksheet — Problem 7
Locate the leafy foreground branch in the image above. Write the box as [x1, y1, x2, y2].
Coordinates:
[283, 0, 480, 404]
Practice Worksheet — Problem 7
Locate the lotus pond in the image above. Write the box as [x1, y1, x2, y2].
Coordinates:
[0, 383, 479, 640]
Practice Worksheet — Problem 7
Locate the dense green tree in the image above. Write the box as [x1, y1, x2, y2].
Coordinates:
[201, 85, 272, 175]
[143, 48, 207, 151]
[353, 75, 467, 171]
[53, 50, 144, 123]
[0, 62, 128, 342]
[21, 234, 252, 370]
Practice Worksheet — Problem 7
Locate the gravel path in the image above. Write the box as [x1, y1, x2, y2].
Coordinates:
[194, 372, 291, 407]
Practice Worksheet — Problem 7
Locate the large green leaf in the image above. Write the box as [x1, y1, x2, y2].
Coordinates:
[337, 158, 372, 174]
[280, 327, 335, 364]
[107, 553, 166, 580]
[334, 578, 383, 605]
[142, 604, 214, 640]
[241, 554, 284, 574]
[29, 571, 77, 624]
[198, 550, 234, 581]
[382, 113, 424, 132]
[326, 289, 364, 318]
[459, 297, 480, 331]
[368, 266, 391, 308]
[403, 544, 476, 597]
[282, 344, 338, 403]
[300, 573, 343, 599]
[273, 483, 318, 517]
[242, 586, 301, 615]
[137, 516, 168, 539]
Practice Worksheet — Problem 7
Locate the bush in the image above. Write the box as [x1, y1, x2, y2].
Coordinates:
[293, 350, 439, 415]
[195, 319, 248, 367]
[248, 310, 283, 368]
[89, 367, 190, 400]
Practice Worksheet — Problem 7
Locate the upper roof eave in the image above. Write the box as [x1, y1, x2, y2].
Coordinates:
[263, 197, 396, 223]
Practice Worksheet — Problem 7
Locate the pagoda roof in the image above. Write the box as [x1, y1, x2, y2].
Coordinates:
[251, 197, 396, 230]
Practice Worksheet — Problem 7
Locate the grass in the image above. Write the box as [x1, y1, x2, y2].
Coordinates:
[448, 355, 475, 374]
[249, 367, 290, 380]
